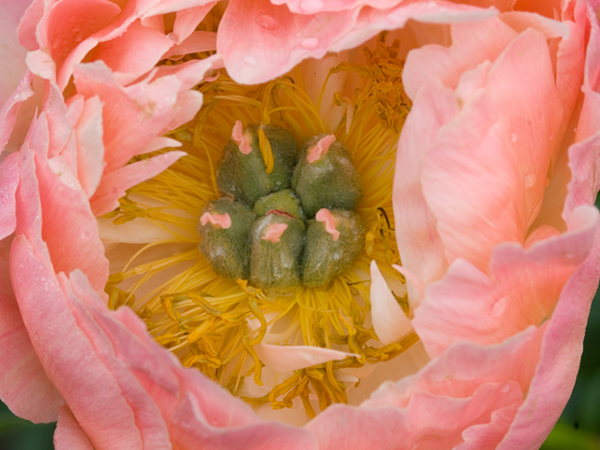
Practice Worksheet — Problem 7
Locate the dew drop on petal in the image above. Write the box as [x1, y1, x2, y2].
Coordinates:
[244, 56, 258, 67]
[524, 173, 536, 188]
[301, 37, 319, 50]
[510, 132, 517, 143]
[167, 32, 177, 41]
[500, 383, 510, 394]
[256, 14, 279, 30]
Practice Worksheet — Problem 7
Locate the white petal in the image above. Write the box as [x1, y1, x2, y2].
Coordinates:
[370, 260, 413, 345]
[255, 343, 355, 373]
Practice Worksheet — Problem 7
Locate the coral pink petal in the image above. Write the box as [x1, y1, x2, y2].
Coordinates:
[40, 0, 121, 84]
[172, 3, 217, 44]
[73, 61, 201, 175]
[271, 0, 402, 14]
[81, 294, 319, 449]
[15, 116, 109, 293]
[18, 0, 43, 51]
[414, 205, 598, 358]
[497, 214, 600, 450]
[10, 238, 170, 450]
[0, 153, 19, 240]
[54, 406, 94, 450]
[164, 31, 217, 59]
[218, 0, 356, 84]
[262, 223, 288, 243]
[369, 261, 412, 345]
[421, 29, 562, 271]
[0, 0, 31, 107]
[403, 18, 517, 99]
[255, 343, 354, 372]
[393, 80, 453, 305]
[0, 71, 34, 155]
[315, 208, 339, 240]
[90, 151, 186, 217]
[564, 2, 600, 218]
[0, 237, 62, 423]
[148, 54, 223, 91]
[88, 20, 174, 86]
[308, 381, 523, 450]
[327, 2, 498, 54]
[74, 96, 105, 198]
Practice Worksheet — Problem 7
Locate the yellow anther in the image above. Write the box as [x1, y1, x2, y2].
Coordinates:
[258, 126, 274, 174]
[247, 297, 267, 345]
[242, 335, 263, 386]
[187, 319, 215, 343]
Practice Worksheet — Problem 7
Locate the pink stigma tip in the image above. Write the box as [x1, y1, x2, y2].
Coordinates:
[200, 212, 232, 229]
[307, 134, 336, 163]
[316, 209, 339, 241]
[262, 223, 288, 243]
[231, 120, 252, 154]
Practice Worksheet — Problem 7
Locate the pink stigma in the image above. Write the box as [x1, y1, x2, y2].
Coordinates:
[200, 212, 232, 229]
[316, 208, 339, 241]
[262, 223, 288, 243]
[231, 120, 252, 154]
[307, 134, 336, 163]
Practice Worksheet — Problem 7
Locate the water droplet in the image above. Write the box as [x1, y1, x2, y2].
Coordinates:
[256, 14, 278, 30]
[82, 228, 92, 239]
[524, 173, 536, 188]
[14, 93, 21, 101]
[167, 32, 177, 41]
[500, 383, 510, 394]
[300, 0, 324, 13]
[510, 132, 517, 143]
[244, 56, 258, 67]
[301, 37, 319, 50]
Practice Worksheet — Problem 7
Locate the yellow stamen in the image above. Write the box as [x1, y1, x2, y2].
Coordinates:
[104, 31, 416, 418]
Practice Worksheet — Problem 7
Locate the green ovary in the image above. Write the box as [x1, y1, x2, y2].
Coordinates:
[198, 124, 366, 291]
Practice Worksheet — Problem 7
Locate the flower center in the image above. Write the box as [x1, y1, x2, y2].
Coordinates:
[102, 32, 416, 419]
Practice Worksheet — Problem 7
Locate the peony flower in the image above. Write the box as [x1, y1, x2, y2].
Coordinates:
[1, 0, 599, 449]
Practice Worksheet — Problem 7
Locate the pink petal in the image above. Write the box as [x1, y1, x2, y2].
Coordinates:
[163, 31, 217, 59]
[218, 0, 356, 84]
[18, 0, 43, 51]
[0, 236, 62, 423]
[16, 118, 108, 292]
[413, 205, 598, 357]
[66, 276, 319, 449]
[0, 153, 19, 240]
[172, 3, 218, 44]
[54, 406, 94, 450]
[420, 29, 562, 271]
[73, 61, 200, 174]
[497, 208, 600, 450]
[0, 71, 34, 155]
[564, 2, 600, 217]
[73, 96, 105, 198]
[0, 0, 31, 107]
[403, 18, 517, 99]
[90, 151, 186, 217]
[87, 20, 174, 86]
[218, 0, 497, 84]
[10, 237, 170, 450]
[255, 343, 354, 372]
[393, 79, 454, 305]
[369, 260, 412, 345]
[37, 0, 121, 86]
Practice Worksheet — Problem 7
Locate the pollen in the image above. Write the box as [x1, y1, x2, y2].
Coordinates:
[104, 30, 416, 419]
